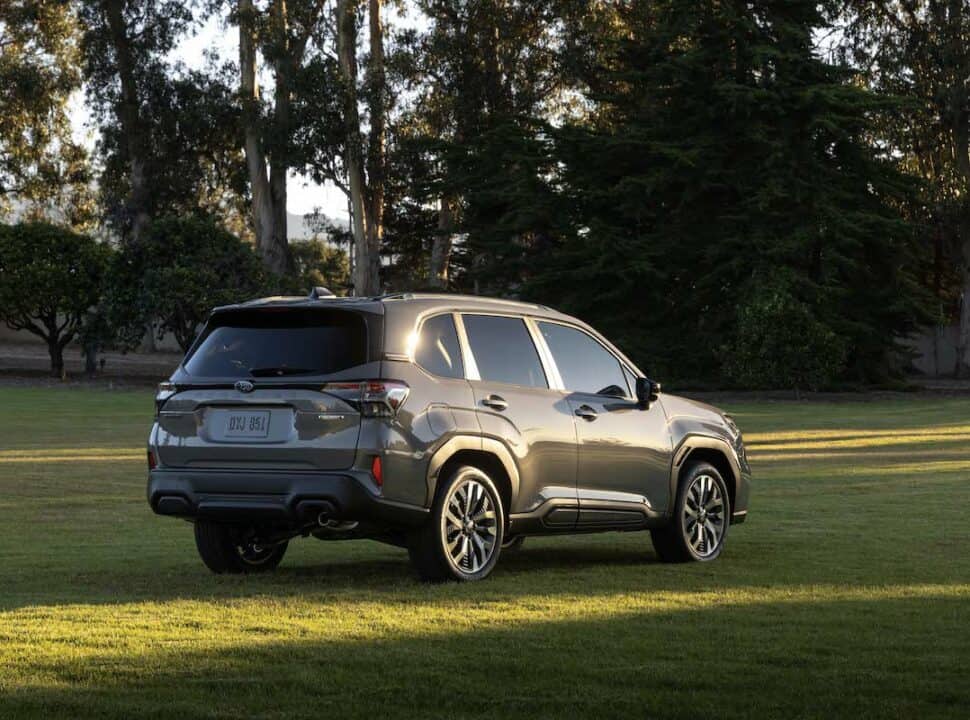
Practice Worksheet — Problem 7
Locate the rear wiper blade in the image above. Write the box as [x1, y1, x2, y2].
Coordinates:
[248, 366, 318, 377]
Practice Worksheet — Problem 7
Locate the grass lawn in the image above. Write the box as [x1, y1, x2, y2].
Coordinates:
[0, 386, 968, 719]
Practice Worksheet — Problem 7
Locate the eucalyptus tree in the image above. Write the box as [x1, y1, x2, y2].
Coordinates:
[0, 1, 91, 225]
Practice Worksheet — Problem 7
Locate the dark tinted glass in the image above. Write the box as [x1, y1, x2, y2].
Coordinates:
[463, 315, 547, 388]
[539, 322, 628, 395]
[415, 314, 464, 379]
[184, 309, 367, 378]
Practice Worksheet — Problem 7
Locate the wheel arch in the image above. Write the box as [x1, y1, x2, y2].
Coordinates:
[426, 435, 519, 519]
[670, 436, 740, 518]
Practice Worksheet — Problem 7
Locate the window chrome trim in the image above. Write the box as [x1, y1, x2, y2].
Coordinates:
[524, 316, 564, 391]
[452, 312, 481, 381]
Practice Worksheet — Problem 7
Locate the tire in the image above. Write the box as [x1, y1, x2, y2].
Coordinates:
[408, 465, 506, 582]
[651, 461, 730, 563]
[194, 521, 288, 574]
[502, 536, 525, 553]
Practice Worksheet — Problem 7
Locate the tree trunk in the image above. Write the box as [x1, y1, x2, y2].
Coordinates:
[337, 0, 374, 295]
[239, 0, 288, 275]
[362, 0, 385, 295]
[47, 338, 65, 379]
[103, 0, 150, 243]
[429, 195, 456, 288]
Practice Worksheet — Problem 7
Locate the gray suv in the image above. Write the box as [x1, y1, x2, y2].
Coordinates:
[148, 292, 750, 581]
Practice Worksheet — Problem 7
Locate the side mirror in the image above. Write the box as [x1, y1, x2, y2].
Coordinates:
[635, 377, 661, 408]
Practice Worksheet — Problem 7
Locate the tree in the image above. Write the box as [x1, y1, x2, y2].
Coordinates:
[107, 215, 267, 352]
[79, 0, 193, 242]
[531, 0, 927, 384]
[0, 1, 92, 225]
[335, 0, 387, 295]
[286, 239, 350, 293]
[0, 223, 111, 376]
[233, 0, 331, 275]
[403, 0, 570, 294]
[97, 66, 250, 238]
[838, 1, 970, 375]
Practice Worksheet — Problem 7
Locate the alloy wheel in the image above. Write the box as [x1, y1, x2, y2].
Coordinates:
[441, 475, 498, 575]
[683, 474, 726, 558]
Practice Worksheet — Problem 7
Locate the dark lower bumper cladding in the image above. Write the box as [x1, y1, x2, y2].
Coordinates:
[148, 469, 428, 528]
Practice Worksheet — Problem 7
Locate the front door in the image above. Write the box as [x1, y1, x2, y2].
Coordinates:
[535, 321, 673, 527]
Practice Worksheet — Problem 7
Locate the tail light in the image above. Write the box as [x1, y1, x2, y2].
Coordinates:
[147, 449, 157, 470]
[323, 381, 409, 418]
[155, 382, 177, 416]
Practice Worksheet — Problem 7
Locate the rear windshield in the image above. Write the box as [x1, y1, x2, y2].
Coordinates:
[184, 309, 368, 378]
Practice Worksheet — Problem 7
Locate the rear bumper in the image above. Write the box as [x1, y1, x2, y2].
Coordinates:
[147, 469, 429, 528]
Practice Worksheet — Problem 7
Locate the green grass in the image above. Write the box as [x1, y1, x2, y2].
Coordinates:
[0, 387, 968, 719]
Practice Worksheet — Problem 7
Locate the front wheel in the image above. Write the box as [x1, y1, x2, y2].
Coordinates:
[408, 465, 505, 582]
[651, 461, 730, 563]
[194, 521, 288, 574]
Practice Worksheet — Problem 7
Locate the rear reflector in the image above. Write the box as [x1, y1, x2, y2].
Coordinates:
[371, 456, 383, 487]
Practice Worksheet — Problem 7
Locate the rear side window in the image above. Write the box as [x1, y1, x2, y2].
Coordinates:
[538, 321, 629, 396]
[415, 314, 464, 379]
[463, 314, 547, 388]
[184, 309, 367, 378]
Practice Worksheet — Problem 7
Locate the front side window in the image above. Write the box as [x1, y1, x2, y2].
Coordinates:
[184, 309, 367, 378]
[538, 321, 628, 396]
[462, 314, 547, 388]
[415, 314, 464, 379]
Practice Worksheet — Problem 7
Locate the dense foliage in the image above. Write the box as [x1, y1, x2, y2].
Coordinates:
[4, 0, 966, 387]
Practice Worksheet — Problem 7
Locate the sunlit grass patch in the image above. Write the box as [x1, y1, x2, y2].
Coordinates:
[0, 388, 968, 719]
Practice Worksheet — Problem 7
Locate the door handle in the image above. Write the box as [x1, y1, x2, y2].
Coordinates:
[482, 394, 508, 411]
[575, 404, 598, 421]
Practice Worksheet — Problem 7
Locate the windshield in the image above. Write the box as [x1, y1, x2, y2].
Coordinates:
[184, 309, 368, 378]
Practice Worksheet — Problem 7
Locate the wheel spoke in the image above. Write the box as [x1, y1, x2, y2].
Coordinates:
[692, 522, 703, 550]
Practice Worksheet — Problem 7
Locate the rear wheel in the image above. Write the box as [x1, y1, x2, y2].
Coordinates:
[651, 461, 730, 563]
[194, 521, 288, 574]
[408, 465, 505, 582]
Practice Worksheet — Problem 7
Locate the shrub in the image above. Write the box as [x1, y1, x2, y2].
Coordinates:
[108, 215, 267, 352]
[0, 222, 111, 376]
[723, 285, 846, 395]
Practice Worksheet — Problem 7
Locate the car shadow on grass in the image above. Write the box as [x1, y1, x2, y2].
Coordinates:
[1, 591, 967, 720]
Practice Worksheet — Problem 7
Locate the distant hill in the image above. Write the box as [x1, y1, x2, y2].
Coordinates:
[287, 211, 348, 241]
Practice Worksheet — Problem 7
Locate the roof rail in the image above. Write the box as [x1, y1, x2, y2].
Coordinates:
[379, 292, 550, 311]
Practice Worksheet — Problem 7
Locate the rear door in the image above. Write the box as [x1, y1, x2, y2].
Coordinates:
[154, 307, 373, 471]
[459, 313, 578, 526]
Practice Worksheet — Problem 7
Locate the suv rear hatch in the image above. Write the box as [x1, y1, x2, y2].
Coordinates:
[154, 305, 381, 471]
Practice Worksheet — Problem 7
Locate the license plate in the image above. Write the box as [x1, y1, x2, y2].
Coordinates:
[224, 411, 271, 438]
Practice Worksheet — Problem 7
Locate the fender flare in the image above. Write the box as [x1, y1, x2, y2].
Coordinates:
[425, 434, 521, 508]
[669, 434, 741, 515]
